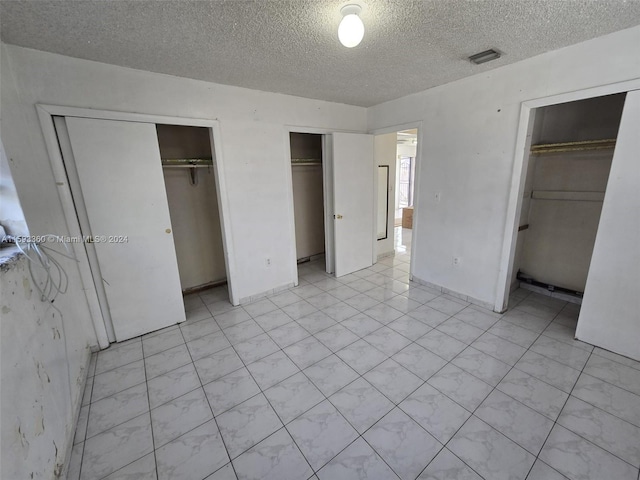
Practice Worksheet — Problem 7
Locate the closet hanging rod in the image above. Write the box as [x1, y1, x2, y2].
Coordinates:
[530, 139, 616, 154]
[291, 158, 321, 165]
[162, 165, 211, 169]
[161, 158, 212, 166]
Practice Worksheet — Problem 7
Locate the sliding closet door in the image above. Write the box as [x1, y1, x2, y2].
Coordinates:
[577, 90, 640, 360]
[65, 117, 185, 341]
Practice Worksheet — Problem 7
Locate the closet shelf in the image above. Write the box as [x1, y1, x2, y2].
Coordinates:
[291, 158, 321, 166]
[531, 191, 605, 202]
[530, 139, 616, 154]
[162, 164, 211, 169]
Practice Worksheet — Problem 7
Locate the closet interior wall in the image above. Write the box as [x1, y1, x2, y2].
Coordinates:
[290, 133, 325, 261]
[157, 124, 226, 292]
[512, 93, 626, 295]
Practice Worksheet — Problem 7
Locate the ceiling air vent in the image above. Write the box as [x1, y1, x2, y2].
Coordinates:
[469, 49, 501, 65]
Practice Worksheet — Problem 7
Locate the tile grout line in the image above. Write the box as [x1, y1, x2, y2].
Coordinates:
[275, 274, 639, 478]
[522, 344, 595, 480]
[91, 256, 640, 479]
[537, 346, 640, 474]
[413, 298, 563, 479]
[175, 319, 243, 480]
[212, 311, 318, 477]
[140, 337, 160, 480]
[299, 255, 481, 479]
[204, 256, 426, 476]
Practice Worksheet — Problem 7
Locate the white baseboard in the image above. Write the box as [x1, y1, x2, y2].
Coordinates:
[411, 276, 496, 312]
[238, 282, 296, 305]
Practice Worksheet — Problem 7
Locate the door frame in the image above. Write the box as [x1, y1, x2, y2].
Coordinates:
[495, 78, 640, 313]
[37, 104, 237, 347]
[369, 121, 424, 280]
[283, 126, 363, 285]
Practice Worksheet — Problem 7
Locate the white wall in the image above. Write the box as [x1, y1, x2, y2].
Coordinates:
[1, 255, 92, 480]
[368, 25, 640, 307]
[576, 90, 640, 361]
[0, 43, 366, 480]
[0, 43, 367, 305]
[1, 46, 97, 480]
[0, 139, 28, 236]
[374, 133, 397, 256]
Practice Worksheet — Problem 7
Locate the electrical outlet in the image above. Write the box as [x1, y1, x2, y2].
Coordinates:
[453, 256, 461, 267]
[266, 258, 271, 267]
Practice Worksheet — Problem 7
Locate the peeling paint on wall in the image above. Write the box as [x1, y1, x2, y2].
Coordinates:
[23, 275, 32, 299]
[1, 255, 92, 479]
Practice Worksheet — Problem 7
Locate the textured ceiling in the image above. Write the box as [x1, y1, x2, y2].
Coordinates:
[1, 1, 640, 107]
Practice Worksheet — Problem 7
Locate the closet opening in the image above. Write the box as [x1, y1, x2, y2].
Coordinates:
[290, 132, 326, 268]
[157, 124, 229, 307]
[509, 93, 626, 323]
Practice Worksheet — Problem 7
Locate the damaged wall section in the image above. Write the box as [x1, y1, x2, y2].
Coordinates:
[1, 254, 92, 479]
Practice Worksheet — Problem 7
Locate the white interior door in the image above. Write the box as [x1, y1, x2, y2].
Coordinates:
[65, 117, 185, 341]
[332, 132, 375, 277]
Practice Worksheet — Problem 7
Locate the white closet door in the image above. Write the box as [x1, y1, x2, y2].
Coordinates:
[577, 89, 640, 359]
[332, 132, 375, 277]
[66, 117, 185, 341]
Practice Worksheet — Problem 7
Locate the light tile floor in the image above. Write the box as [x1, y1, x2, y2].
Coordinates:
[68, 229, 640, 480]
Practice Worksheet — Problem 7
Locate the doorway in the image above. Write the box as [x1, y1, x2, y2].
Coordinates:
[290, 133, 326, 265]
[156, 124, 231, 316]
[43, 107, 235, 343]
[287, 130, 376, 281]
[375, 128, 419, 270]
[507, 93, 626, 337]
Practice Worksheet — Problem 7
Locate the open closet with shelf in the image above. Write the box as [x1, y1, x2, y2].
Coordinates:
[157, 124, 227, 294]
[290, 132, 326, 263]
[512, 93, 626, 298]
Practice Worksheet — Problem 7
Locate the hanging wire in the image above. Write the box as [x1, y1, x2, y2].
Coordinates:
[11, 234, 78, 410]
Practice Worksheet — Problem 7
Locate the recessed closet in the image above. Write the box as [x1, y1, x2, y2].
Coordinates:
[290, 133, 325, 262]
[52, 115, 230, 342]
[157, 125, 227, 293]
[512, 93, 626, 299]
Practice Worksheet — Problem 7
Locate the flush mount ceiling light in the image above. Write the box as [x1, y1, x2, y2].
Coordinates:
[469, 49, 501, 64]
[338, 4, 364, 48]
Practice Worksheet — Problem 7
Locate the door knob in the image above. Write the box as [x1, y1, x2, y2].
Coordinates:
[334, 214, 343, 219]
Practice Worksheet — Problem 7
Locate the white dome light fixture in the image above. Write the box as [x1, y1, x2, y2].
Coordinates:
[338, 4, 364, 48]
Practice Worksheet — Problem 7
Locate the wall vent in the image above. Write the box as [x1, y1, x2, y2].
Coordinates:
[469, 49, 501, 65]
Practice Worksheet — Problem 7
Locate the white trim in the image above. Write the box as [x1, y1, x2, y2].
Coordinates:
[36, 105, 110, 349]
[37, 104, 223, 128]
[371, 135, 378, 266]
[282, 129, 300, 285]
[52, 116, 117, 342]
[36, 105, 239, 348]
[411, 275, 495, 311]
[369, 121, 424, 136]
[494, 78, 640, 313]
[322, 134, 335, 274]
[238, 282, 295, 305]
[206, 122, 239, 305]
